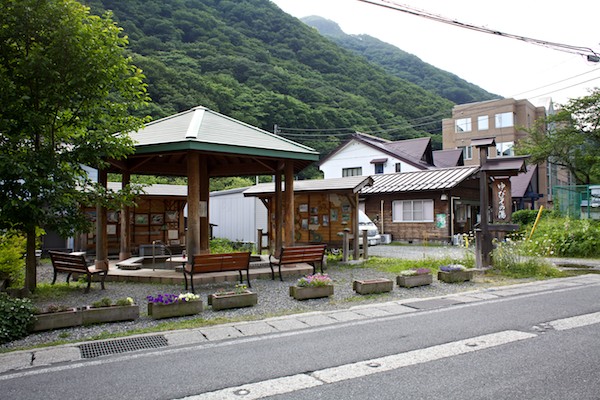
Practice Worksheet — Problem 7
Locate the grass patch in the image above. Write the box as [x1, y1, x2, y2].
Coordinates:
[336, 255, 474, 275]
[30, 283, 86, 299]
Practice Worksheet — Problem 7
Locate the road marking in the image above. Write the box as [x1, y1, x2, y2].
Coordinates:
[178, 330, 536, 400]
[549, 311, 600, 331]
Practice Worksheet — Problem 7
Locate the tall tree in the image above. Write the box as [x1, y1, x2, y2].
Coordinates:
[0, 0, 149, 292]
[517, 88, 600, 185]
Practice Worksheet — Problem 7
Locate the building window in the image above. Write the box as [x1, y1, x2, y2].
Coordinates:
[496, 142, 514, 157]
[495, 112, 514, 128]
[342, 167, 362, 177]
[459, 145, 473, 160]
[395, 163, 402, 172]
[374, 163, 384, 174]
[392, 200, 434, 222]
[477, 115, 489, 130]
[455, 118, 472, 133]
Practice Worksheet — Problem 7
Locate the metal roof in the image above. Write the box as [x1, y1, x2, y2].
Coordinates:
[243, 176, 373, 196]
[128, 106, 319, 160]
[107, 182, 188, 197]
[360, 166, 480, 194]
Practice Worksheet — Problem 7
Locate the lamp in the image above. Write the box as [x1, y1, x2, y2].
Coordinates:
[440, 194, 448, 201]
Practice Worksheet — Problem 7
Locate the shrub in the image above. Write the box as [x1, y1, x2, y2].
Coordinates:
[492, 239, 562, 279]
[0, 230, 26, 287]
[0, 293, 35, 344]
[522, 217, 600, 258]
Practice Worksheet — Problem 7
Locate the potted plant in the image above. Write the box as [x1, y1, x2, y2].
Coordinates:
[396, 268, 433, 288]
[208, 284, 257, 311]
[289, 273, 334, 300]
[32, 304, 82, 332]
[437, 265, 474, 283]
[147, 293, 203, 319]
[353, 278, 394, 294]
[82, 297, 139, 324]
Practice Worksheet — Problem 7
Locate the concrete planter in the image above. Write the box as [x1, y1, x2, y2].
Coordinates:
[32, 308, 82, 332]
[208, 291, 258, 311]
[396, 274, 433, 288]
[352, 279, 393, 294]
[437, 269, 474, 283]
[289, 285, 334, 300]
[147, 300, 203, 319]
[82, 305, 140, 325]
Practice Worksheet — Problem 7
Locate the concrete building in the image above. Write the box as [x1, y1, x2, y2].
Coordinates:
[442, 98, 570, 209]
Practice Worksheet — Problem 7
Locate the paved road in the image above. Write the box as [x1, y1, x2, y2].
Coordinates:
[2, 274, 600, 399]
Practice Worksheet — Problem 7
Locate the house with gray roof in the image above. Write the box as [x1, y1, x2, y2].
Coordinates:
[318, 132, 463, 179]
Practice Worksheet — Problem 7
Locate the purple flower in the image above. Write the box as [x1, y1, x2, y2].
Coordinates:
[439, 265, 465, 272]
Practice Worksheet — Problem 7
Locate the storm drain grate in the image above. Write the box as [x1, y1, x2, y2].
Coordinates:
[79, 335, 168, 359]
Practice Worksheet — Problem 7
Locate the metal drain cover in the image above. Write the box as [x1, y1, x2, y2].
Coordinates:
[79, 335, 168, 358]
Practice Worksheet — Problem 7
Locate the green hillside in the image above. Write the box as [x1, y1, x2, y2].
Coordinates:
[82, 0, 493, 172]
[302, 16, 499, 105]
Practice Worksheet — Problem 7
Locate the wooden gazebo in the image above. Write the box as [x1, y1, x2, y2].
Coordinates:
[96, 106, 319, 269]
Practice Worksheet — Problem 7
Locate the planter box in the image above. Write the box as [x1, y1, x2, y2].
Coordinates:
[208, 291, 258, 311]
[437, 269, 474, 283]
[289, 285, 334, 300]
[352, 279, 393, 294]
[396, 274, 433, 288]
[147, 300, 203, 319]
[82, 305, 140, 325]
[32, 308, 82, 332]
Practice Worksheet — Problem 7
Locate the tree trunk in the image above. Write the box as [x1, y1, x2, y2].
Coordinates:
[25, 226, 37, 294]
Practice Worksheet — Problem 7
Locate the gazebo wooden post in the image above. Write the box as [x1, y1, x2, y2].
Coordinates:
[284, 160, 295, 247]
[119, 172, 131, 260]
[187, 152, 201, 261]
[95, 169, 109, 271]
[199, 157, 210, 253]
[274, 166, 283, 253]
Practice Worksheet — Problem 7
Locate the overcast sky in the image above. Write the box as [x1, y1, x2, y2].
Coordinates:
[271, 0, 600, 106]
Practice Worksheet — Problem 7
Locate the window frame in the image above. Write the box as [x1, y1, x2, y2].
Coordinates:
[392, 199, 434, 222]
[455, 117, 472, 133]
[495, 112, 514, 128]
[477, 115, 489, 130]
[342, 167, 362, 177]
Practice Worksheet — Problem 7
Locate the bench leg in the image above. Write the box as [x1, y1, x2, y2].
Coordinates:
[84, 274, 92, 294]
[269, 263, 275, 280]
[183, 271, 189, 291]
[190, 272, 195, 294]
[66, 272, 73, 285]
[279, 265, 284, 282]
[100, 270, 107, 290]
[245, 270, 251, 288]
[52, 271, 58, 285]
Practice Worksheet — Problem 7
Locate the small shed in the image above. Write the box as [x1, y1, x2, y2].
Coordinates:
[244, 176, 373, 257]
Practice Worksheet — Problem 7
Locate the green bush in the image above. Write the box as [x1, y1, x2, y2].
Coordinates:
[209, 238, 237, 254]
[492, 240, 562, 278]
[522, 217, 600, 258]
[0, 230, 26, 287]
[512, 209, 556, 229]
[0, 293, 35, 344]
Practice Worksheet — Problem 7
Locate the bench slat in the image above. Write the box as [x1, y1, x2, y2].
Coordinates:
[184, 252, 252, 293]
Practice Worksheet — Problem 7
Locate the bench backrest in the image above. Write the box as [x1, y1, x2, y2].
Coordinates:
[49, 251, 89, 273]
[191, 252, 251, 273]
[280, 245, 326, 264]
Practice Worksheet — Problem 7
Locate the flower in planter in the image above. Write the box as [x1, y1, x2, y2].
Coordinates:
[399, 268, 431, 276]
[147, 293, 200, 305]
[90, 297, 135, 308]
[295, 273, 333, 287]
[439, 265, 466, 272]
[214, 284, 250, 297]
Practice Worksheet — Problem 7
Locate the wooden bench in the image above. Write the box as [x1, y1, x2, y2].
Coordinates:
[49, 251, 108, 293]
[269, 244, 327, 281]
[184, 252, 251, 293]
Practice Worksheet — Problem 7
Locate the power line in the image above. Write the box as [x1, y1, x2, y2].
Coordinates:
[358, 0, 600, 61]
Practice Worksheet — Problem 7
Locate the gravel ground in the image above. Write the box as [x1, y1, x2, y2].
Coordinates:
[1, 248, 530, 352]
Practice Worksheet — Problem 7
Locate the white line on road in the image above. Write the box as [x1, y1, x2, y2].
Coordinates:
[548, 311, 600, 331]
[178, 330, 536, 400]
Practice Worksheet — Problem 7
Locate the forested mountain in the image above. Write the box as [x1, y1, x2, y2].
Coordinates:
[82, 0, 495, 176]
[302, 16, 499, 105]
